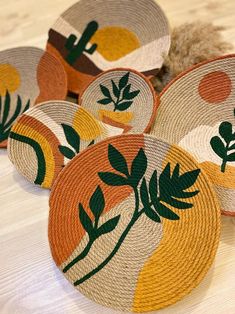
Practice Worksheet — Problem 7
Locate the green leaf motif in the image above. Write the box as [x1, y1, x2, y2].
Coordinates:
[125, 90, 140, 100]
[145, 206, 161, 222]
[130, 148, 147, 187]
[153, 202, 179, 220]
[59, 145, 76, 159]
[100, 84, 111, 98]
[140, 178, 150, 208]
[89, 186, 105, 220]
[116, 101, 133, 111]
[79, 203, 94, 236]
[123, 84, 131, 98]
[227, 152, 235, 161]
[149, 170, 158, 204]
[210, 136, 226, 159]
[97, 98, 112, 105]
[119, 72, 130, 90]
[219, 121, 233, 143]
[98, 172, 128, 186]
[108, 144, 129, 176]
[111, 80, 120, 98]
[62, 124, 80, 153]
[98, 215, 121, 236]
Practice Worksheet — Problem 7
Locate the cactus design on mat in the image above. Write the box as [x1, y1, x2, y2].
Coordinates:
[65, 21, 98, 65]
[0, 91, 30, 143]
[59, 124, 95, 160]
[63, 144, 200, 285]
[210, 110, 235, 172]
[97, 72, 140, 112]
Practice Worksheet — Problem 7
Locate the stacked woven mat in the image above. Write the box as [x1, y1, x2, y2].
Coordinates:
[0, 0, 234, 312]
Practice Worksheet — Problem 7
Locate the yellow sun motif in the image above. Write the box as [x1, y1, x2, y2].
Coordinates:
[90, 26, 140, 61]
[0, 64, 21, 96]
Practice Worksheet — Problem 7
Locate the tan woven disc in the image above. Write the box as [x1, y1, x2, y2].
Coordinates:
[151, 54, 235, 216]
[46, 0, 170, 94]
[79, 68, 159, 133]
[0, 46, 67, 148]
[8, 101, 123, 189]
[49, 134, 220, 312]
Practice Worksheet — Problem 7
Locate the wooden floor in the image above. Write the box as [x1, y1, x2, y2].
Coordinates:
[0, 0, 235, 313]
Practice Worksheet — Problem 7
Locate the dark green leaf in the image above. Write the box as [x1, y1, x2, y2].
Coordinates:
[172, 190, 199, 199]
[164, 197, 193, 209]
[149, 170, 158, 206]
[89, 186, 105, 220]
[97, 98, 112, 105]
[98, 172, 128, 186]
[178, 168, 200, 190]
[111, 80, 120, 98]
[116, 101, 133, 111]
[125, 89, 140, 100]
[108, 144, 129, 176]
[24, 99, 30, 111]
[123, 84, 131, 98]
[219, 121, 233, 143]
[210, 136, 226, 159]
[88, 140, 95, 147]
[100, 84, 111, 98]
[98, 215, 120, 236]
[59, 145, 76, 159]
[2, 90, 10, 125]
[145, 206, 161, 222]
[154, 202, 179, 220]
[61, 124, 80, 153]
[79, 203, 94, 235]
[227, 152, 235, 161]
[172, 163, 180, 180]
[228, 143, 235, 150]
[140, 178, 150, 208]
[4, 95, 22, 130]
[130, 148, 147, 186]
[159, 163, 172, 196]
[119, 72, 130, 90]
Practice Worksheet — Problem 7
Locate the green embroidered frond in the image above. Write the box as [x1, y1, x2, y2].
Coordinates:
[97, 72, 140, 112]
[210, 120, 235, 172]
[58, 123, 95, 160]
[0, 92, 30, 143]
[9, 132, 46, 185]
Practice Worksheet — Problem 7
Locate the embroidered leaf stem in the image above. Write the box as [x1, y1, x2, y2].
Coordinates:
[97, 72, 140, 112]
[210, 120, 235, 172]
[63, 144, 200, 285]
[0, 91, 30, 143]
[59, 124, 95, 160]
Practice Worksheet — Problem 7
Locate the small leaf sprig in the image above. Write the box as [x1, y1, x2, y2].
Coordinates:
[210, 111, 235, 172]
[97, 72, 140, 112]
[59, 124, 94, 160]
[0, 91, 30, 143]
[63, 186, 120, 273]
[63, 144, 200, 286]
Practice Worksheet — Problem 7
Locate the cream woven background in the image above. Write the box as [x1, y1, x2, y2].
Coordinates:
[0, 0, 235, 313]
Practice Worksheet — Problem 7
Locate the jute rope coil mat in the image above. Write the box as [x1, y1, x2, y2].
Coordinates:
[0, 47, 67, 148]
[46, 0, 170, 95]
[8, 101, 122, 189]
[151, 54, 235, 217]
[79, 68, 159, 133]
[49, 134, 221, 312]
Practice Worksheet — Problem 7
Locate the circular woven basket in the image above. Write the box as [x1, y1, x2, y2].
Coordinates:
[49, 133, 221, 312]
[8, 100, 123, 189]
[151, 54, 235, 217]
[0, 47, 67, 148]
[46, 0, 170, 95]
[79, 68, 159, 133]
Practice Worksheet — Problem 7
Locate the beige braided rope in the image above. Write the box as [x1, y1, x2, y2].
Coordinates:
[49, 134, 221, 312]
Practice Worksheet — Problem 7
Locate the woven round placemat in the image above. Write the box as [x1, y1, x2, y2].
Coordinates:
[0, 46, 67, 148]
[79, 68, 159, 133]
[151, 54, 235, 216]
[46, 0, 170, 95]
[49, 133, 221, 312]
[8, 100, 122, 189]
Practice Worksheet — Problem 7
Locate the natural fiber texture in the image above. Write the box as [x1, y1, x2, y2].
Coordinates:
[79, 68, 159, 133]
[46, 0, 170, 94]
[152, 22, 232, 92]
[151, 54, 235, 216]
[0, 47, 67, 148]
[8, 101, 123, 189]
[49, 134, 221, 312]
